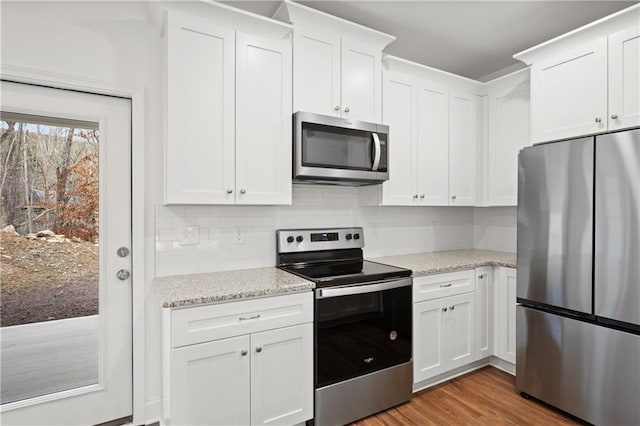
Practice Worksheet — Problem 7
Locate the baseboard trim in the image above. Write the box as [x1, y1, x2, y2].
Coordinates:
[412, 356, 515, 393]
[145, 398, 162, 426]
[489, 356, 515, 375]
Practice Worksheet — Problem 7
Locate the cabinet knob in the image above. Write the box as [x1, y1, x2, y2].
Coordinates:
[344, 107, 350, 113]
[595, 117, 602, 123]
[240, 189, 246, 195]
[450, 305, 455, 311]
[451, 195, 457, 201]
[413, 194, 418, 199]
[442, 307, 448, 312]
[611, 114, 618, 120]
[334, 105, 340, 111]
[420, 194, 425, 199]
[226, 189, 233, 194]
[256, 347, 263, 353]
[241, 350, 248, 356]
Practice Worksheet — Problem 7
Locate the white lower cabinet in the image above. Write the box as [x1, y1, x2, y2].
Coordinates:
[165, 293, 313, 426]
[413, 290, 476, 383]
[474, 267, 493, 360]
[494, 267, 517, 364]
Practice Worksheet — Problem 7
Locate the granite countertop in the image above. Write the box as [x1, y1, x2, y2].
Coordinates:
[371, 249, 516, 276]
[156, 267, 314, 308]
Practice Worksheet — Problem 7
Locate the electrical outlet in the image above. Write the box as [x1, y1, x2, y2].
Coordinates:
[234, 228, 245, 244]
[180, 225, 200, 245]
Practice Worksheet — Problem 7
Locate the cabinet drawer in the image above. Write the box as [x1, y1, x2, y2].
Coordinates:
[171, 292, 313, 348]
[413, 270, 475, 302]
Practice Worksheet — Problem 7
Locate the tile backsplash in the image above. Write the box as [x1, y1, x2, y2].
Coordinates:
[155, 186, 516, 276]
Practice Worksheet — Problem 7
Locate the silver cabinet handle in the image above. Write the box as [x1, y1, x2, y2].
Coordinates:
[344, 107, 350, 113]
[239, 314, 261, 321]
[611, 114, 618, 120]
[116, 269, 130, 281]
[240, 189, 246, 194]
[478, 274, 486, 279]
[256, 347, 263, 353]
[226, 189, 233, 194]
[371, 132, 381, 171]
[241, 350, 248, 356]
[334, 105, 340, 111]
[451, 195, 457, 200]
[595, 117, 602, 123]
[450, 305, 455, 311]
[440, 283, 452, 288]
[413, 194, 418, 199]
[442, 307, 448, 312]
[420, 194, 425, 199]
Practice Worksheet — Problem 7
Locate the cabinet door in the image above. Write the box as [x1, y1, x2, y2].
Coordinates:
[171, 335, 250, 426]
[475, 268, 493, 360]
[235, 32, 292, 205]
[413, 299, 447, 383]
[293, 26, 341, 117]
[250, 323, 313, 426]
[495, 268, 517, 364]
[531, 38, 607, 143]
[448, 90, 477, 205]
[166, 13, 235, 204]
[417, 80, 449, 206]
[341, 38, 382, 122]
[608, 26, 640, 130]
[487, 81, 530, 206]
[447, 292, 476, 370]
[381, 72, 418, 205]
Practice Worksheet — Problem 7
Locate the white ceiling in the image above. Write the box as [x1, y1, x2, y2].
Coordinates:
[221, 0, 637, 81]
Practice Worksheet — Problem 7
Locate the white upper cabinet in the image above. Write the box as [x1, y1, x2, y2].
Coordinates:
[530, 39, 608, 143]
[381, 72, 418, 205]
[381, 65, 477, 207]
[485, 78, 530, 206]
[276, 0, 394, 123]
[235, 32, 292, 205]
[164, 7, 293, 205]
[448, 90, 477, 205]
[341, 38, 382, 122]
[608, 25, 640, 130]
[515, 5, 639, 143]
[417, 81, 450, 206]
[292, 26, 341, 117]
[166, 13, 236, 204]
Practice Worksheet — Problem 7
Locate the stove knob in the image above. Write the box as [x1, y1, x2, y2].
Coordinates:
[286, 236, 294, 243]
[296, 235, 304, 243]
[346, 234, 353, 240]
[354, 233, 360, 240]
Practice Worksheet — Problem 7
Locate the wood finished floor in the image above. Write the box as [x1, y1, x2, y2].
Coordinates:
[351, 366, 584, 425]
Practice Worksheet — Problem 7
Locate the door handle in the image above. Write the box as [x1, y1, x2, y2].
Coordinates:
[372, 133, 381, 171]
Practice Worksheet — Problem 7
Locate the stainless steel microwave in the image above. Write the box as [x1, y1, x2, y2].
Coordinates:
[293, 112, 389, 186]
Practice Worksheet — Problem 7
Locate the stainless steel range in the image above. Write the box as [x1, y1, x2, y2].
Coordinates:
[276, 227, 413, 426]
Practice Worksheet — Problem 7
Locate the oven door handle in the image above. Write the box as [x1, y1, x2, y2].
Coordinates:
[315, 277, 412, 299]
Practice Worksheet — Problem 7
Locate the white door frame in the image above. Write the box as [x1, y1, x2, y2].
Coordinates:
[0, 65, 148, 424]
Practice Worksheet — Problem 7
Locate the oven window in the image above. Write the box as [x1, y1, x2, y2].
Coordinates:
[302, 123, 375, 171]
[315, 285, 412, 388]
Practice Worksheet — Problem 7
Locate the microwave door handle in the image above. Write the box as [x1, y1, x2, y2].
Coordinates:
[372, 132, 381, 171]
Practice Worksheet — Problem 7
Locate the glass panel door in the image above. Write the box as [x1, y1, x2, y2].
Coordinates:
[0, 81, 131, 426]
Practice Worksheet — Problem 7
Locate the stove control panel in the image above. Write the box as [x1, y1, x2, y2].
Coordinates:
[277, 227, 364, 253]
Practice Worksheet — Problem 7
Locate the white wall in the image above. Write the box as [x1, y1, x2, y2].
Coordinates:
[1, 2, 518, 424]
[473, 206, 517, 253]
[156, 186, 475, 276]
[1, 1, 166, 421]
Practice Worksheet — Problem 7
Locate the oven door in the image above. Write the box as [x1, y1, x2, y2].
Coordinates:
[314, 278, 412, 389]
[294, 112, 388, 183]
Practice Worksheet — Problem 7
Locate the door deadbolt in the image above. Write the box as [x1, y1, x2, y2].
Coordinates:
[117, 247, 130, 258]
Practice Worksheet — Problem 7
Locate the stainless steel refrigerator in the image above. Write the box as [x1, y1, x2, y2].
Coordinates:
[516, 128, 640, 425]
